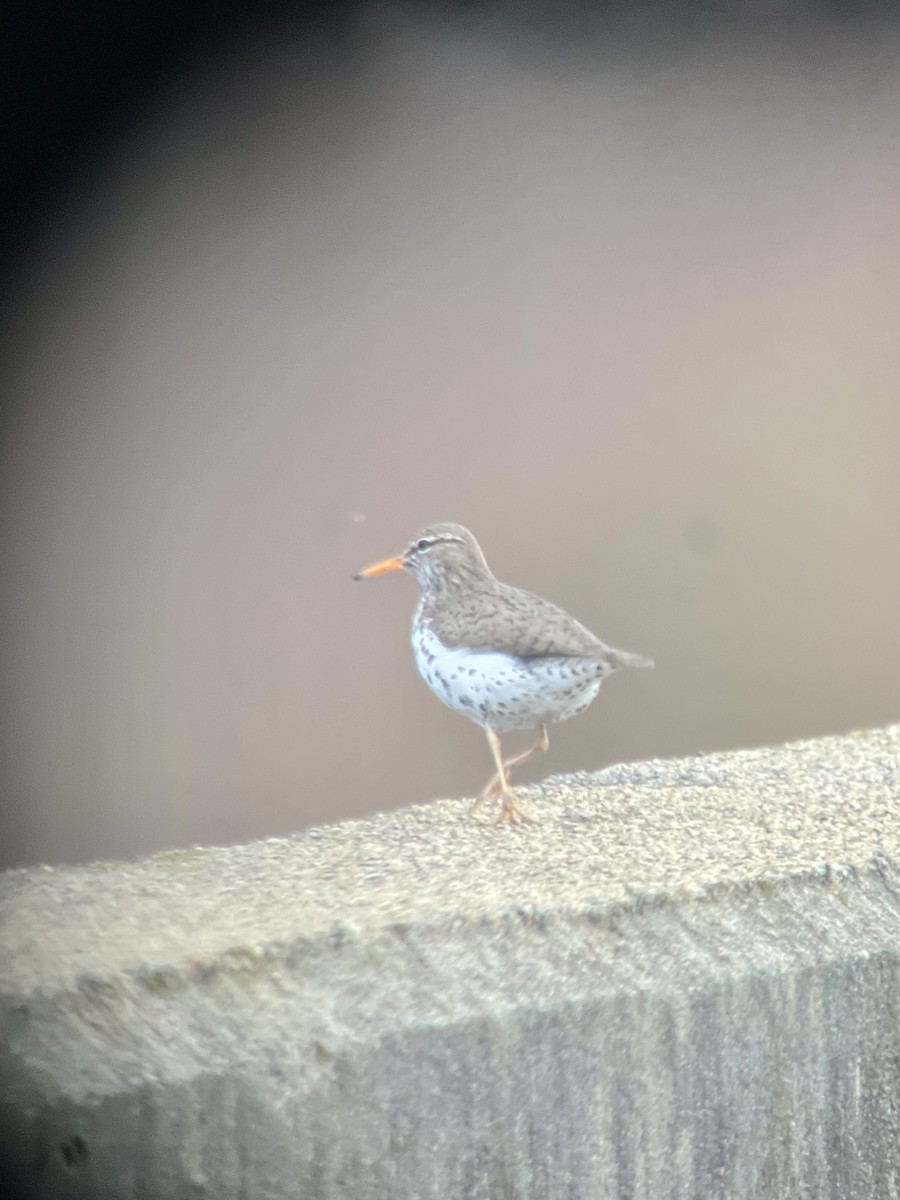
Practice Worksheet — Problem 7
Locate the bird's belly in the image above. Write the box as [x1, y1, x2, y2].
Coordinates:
[412, 625, 604, 733]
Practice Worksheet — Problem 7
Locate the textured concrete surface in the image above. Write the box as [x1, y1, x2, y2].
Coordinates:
[1, 726, 900, 1198]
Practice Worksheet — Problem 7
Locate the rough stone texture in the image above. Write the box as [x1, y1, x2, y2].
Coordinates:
[1, 725, 900, 1199]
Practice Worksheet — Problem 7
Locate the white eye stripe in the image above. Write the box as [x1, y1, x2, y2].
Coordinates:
[412, 534, 467, 554]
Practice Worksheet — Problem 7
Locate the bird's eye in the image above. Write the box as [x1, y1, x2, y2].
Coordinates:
[416, 538, 432, 552]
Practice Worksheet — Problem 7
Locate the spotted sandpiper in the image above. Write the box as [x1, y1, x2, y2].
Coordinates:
[355, 523, 653, 823]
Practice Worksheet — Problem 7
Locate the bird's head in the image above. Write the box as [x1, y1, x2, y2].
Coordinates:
[354, 523, 492, 590]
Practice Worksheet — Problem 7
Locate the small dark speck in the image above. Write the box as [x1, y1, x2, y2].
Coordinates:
[59, 1136, 89, 1171]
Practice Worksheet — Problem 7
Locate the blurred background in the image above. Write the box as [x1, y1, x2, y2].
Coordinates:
[2, 1, 899, 870]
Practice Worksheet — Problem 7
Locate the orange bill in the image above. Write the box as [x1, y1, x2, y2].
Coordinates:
[354, 554, 405, 580]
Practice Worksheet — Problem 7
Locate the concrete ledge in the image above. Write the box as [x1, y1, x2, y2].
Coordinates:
[2, 726, 900, 1198]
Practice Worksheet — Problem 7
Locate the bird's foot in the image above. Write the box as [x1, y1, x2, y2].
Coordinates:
[469, 787, 534, 824]
[469, 790, 497, 817]
[498, 793, 535, 825]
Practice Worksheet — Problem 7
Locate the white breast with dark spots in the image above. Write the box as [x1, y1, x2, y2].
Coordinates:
[411, 620, 607, 733]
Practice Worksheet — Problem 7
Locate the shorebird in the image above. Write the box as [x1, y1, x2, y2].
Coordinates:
[355, 523, 652, 823]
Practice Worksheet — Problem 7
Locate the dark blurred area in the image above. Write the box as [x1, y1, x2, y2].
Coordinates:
[2, 1, 900, 869]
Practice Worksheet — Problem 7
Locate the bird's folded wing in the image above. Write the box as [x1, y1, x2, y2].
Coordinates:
[431, 585, 611, 659]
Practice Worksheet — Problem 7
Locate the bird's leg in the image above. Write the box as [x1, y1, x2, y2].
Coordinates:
[478, 724, 550, 799]
[475, 726, 535, 824]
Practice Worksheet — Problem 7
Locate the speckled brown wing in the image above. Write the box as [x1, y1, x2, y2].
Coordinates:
[428, 581, 613, 659]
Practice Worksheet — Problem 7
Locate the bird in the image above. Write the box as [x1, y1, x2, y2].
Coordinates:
[354, 523, 653, 823]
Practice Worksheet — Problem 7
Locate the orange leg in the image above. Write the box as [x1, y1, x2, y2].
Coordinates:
[470, 725, 540, 824]
[478, 724, 550, 800]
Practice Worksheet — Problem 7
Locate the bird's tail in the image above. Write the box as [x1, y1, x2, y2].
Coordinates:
[610, 648, 654, 671]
